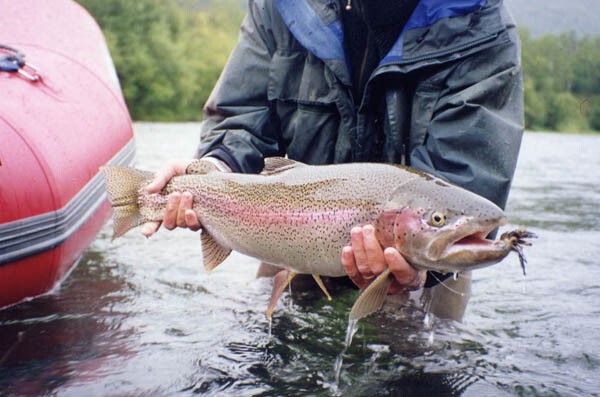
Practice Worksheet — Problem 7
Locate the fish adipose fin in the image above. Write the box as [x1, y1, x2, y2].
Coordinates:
[261, 157, 305, 175]
[348, 268, 393, 321]
[200, 232, 232, 271]
[266, 269, 297, 318]
[102, 166, 154, 240]
[312, 275, 332, 301]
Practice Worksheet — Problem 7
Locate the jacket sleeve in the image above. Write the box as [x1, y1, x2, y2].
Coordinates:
[409, 32, 524, 210]
[196, 0, 283, 173]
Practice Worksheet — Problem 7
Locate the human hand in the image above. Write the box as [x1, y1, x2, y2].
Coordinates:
[141, 159, 201, 237]
[341, 224, 425, 294]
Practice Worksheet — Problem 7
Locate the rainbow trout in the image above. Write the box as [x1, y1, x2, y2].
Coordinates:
[103, 158, 534, 321]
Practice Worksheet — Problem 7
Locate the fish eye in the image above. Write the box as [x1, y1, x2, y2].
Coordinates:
[429, 211, 446, 227]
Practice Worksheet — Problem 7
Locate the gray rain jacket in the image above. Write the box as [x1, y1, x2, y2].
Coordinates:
[197, 0, 524, 210]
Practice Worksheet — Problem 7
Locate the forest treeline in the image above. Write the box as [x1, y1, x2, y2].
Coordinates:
[78, 0, 600, 133]
[77, 0, 244, 121]
[521, 30, 600, 132]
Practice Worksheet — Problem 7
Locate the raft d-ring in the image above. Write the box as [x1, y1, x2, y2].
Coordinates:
[0, 44, 41, 82]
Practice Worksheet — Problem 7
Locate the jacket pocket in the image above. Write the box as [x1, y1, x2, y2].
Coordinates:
[408, 79, 440, 152]
[268, 50, 340, 163]
[268, 50, 337, 107]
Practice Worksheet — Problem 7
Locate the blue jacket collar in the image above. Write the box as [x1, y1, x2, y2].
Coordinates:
[274, 0, 345, 62]
[382, 0, 488, 64]
[275, 0, 488, 66]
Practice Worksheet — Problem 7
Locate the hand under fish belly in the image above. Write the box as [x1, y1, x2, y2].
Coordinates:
[103, 157, 536, 322]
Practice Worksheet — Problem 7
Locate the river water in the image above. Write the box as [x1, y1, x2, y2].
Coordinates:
[1, 123, 599, 396]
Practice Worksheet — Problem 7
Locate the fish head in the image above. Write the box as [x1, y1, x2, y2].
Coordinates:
[380, 172, 508, 273]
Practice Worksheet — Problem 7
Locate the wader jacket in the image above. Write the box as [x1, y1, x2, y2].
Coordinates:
[197, 0, 524, 210]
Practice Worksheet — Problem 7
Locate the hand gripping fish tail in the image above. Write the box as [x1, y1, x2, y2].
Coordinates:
[102, 166, 154, 240]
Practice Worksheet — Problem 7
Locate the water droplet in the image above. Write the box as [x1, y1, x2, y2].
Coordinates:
[333, 319, 359, 389]
[423, 312, 432, 328]
[344, 319, 359, 348]
[267, 316, 273, 338]
[287, 299, 293, 312]
[427, 330, 435, 346]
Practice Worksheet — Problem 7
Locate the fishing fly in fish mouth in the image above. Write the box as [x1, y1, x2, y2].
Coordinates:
[103, 157, 536, 323]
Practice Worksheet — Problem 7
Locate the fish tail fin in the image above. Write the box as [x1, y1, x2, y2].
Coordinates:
[102, 166, 154, 240]
[348, 268, 393, 321]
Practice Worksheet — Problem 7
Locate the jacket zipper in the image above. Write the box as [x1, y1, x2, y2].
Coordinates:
[356, 31, 372, 103]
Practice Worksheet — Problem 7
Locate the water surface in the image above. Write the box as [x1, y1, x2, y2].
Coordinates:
[1, 124, 599, 396]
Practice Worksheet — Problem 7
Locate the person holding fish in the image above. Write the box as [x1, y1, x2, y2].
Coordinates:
[140, 0, 524, 320]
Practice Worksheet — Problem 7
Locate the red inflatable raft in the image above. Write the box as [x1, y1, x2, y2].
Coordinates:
[0, 0, 135, 308]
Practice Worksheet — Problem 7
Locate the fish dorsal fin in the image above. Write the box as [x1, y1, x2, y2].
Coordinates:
[348, 268, 393, 321]
[200, 231, 232, 271]
[261, 157, 305, 175]
[186, 160, 218, 175]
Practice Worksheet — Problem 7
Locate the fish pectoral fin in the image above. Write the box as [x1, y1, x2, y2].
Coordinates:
[266, 269, 297, 319]
[261, 157, 305, 175]
[348, 268, 393, 321]
[200, 232, 232, 272]
[312, 275, 332, 301]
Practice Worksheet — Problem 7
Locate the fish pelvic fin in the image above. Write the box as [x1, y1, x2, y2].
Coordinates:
[200, 231, 232, 272]
[312, 275, 332, 301]
[348, 268, 393, 321]
[266, 269, 297, 319]
[102, 166, 154, 240]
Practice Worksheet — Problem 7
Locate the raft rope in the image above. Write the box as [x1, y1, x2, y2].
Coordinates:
[0, 44, 40, 82]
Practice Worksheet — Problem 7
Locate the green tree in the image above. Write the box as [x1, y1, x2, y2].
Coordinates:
[77, 0, 243, 120]
[175, 2, 244, 119]
[572, 36, 600, 96]
[78, 2, 600, 130]
[520, 28, 600, 132]
[523, 78, 547, 130]
[545, 92, 587, 131]
[78, 0, 186, 120]
[588, 96, 600, 130]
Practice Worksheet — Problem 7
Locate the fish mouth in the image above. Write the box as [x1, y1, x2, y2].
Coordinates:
[451, 228, 497, 248]
[447, 215, 506, 250]
[423, 217, 507, 271]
